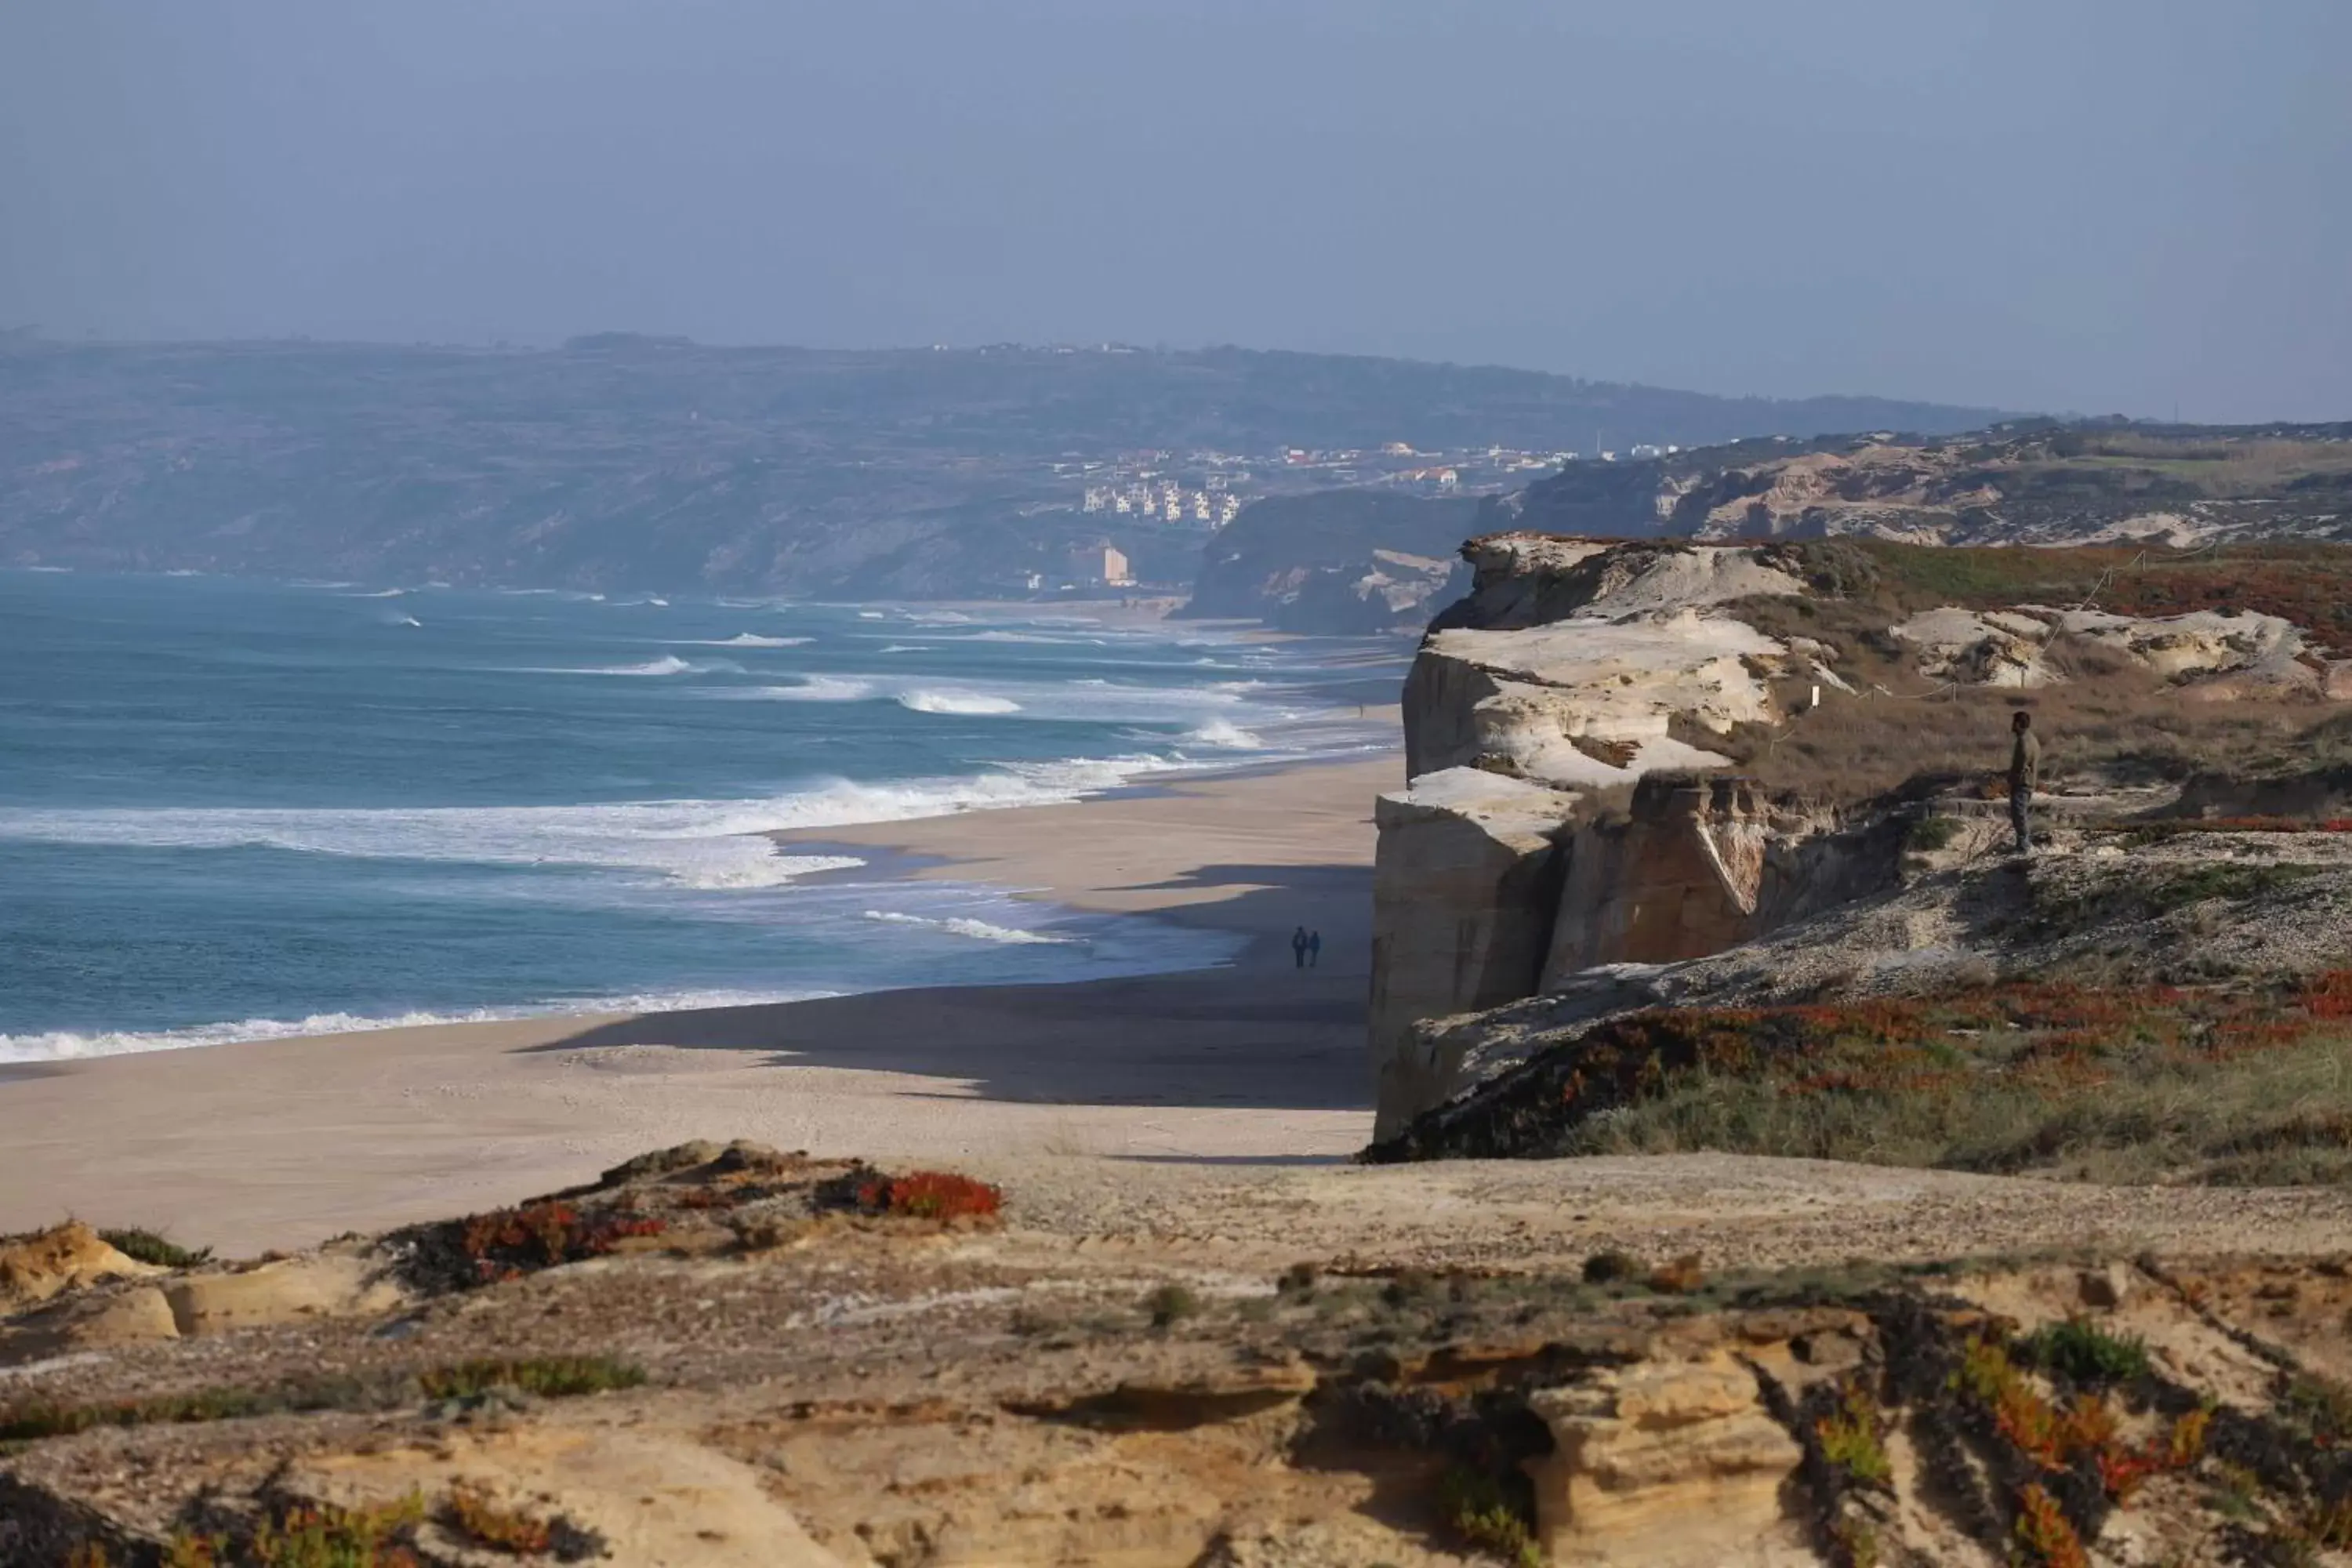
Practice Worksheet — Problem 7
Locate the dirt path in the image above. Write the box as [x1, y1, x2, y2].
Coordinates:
[971, 1151, 2352, 1275]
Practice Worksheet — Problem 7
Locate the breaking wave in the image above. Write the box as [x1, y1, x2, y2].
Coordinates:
[0, 755, 1201, 894]
[898, 690, 1022, 716]
[1182, 719, 1264, 750]
[681, 633, 813, 648]
[861, 911, 1081, 945]
[0, 989, 832, 1064]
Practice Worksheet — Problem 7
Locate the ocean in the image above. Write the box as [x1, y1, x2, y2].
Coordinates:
[0, 570, 1399, 1062]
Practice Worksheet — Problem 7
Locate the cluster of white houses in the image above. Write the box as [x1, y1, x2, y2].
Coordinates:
[1081, 481, 1243, 528]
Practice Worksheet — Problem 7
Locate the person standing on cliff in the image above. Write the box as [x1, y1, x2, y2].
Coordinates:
[2009, 709, 2041, 856]
[1290, 925, 1309, 969]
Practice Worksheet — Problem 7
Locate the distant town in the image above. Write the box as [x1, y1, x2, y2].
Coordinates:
[1040, 440, 1695, 591]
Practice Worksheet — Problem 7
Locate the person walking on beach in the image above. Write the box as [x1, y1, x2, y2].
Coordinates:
[2009, 709, 2041, 857]
[1307, 930, 1322, 968]
[1291, 925, 1309, 970]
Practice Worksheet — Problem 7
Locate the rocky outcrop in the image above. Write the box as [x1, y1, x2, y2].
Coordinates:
[1402, 535, 1806, 786]
[0, 1222, 157, 1312]
[1368, 768, 1578, 1138]
[1374, 538, 1870, 1132]
[1892, 601, 2321, 693]
[1528, 1348, 1813, 1566]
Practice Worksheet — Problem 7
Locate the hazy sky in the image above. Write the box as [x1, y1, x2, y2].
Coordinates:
[4, 1, 2347, 421]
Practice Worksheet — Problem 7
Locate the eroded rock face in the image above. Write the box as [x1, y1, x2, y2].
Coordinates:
[1542, 779, 1889, 984]
[0, 1223, 157, 1313]
[1405, 616, 1768, 787]
[1546, 776, 1771, 978]
[1369, 768, 1577, 1138]
[1527, 1351, 1811, 1566]
[1892, 602, 2316, 695]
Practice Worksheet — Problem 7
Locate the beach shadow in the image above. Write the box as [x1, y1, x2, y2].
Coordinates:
[531, 869, 1374, 1112]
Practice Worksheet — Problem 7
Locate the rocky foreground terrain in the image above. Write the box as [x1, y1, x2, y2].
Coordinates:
[11, 1140, 2352, 1566]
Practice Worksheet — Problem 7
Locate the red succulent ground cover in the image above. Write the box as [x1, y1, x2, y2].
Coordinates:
[850, 1170, 1004, 1222]
[456, 1201, 666, 1285]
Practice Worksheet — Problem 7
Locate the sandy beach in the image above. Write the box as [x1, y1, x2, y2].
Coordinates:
[0, 755, 1400, 1255]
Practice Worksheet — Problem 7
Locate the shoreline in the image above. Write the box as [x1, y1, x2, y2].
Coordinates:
[0, 753, 1398, 1254]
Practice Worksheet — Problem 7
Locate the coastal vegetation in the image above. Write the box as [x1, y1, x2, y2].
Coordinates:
[1373, 975, 2352, 1183]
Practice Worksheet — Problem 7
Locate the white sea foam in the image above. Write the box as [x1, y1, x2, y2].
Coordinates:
[956, 629, 1103, 646]
[680, 633, 813, 648]
[861, 910, 1080, 945]
[723, 674, 876, 702]
[857, 611, 887, 619]
[392, 615, 423, 629]
[350, 587, 407, 598]
[1182, 718, 1264, 750]
[878, 644, 926, 654]
[898, 690, 1022, 716]
[0, 989, 834, 1065]
[524, 655, 742, 677]
[0, 753, 1201, 894]
[711, 673, 1258, 724]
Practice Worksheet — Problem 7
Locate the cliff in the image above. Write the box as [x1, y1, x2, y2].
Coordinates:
[1367, 532, 2352, 1137]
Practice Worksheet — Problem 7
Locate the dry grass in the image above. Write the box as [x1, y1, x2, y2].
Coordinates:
[1700, 663, 2347, 803]
[1715, 541, 2352, 804]
[1377, 979, 2352, 1185]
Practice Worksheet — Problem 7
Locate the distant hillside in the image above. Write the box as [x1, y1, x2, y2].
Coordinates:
[1486, 419, 2352, 546]
[1182, 491, 1482, 632]
[0, 335, 2007, 596]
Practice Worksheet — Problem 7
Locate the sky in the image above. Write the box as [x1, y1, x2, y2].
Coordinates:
[2, 0, 2347, 423]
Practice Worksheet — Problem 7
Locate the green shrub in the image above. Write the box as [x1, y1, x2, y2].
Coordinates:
[1816, 1385, 1893, 1487]
[1906, 815, 1958, 853]
[1143, 1283, 1200, 1328]
[98, 1228, 212, 1269]
[2021, 1317, 2151, 1385]
[1436, 1465, 1543, 1567]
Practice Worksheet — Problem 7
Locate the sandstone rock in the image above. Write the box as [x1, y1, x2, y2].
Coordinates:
[1369, 768, 1578, 1138]
[1526, 1351, 1810, 1566]
[1892, 602, 2314, 693]
[1544, 775, 1774, 978]
[1404, 615, 1773, 787]
[1437, 535, 1802, 632]
[0, 1282, 183, 1363]
[160, 1249, 404, 1335]
[1541, 777, 1890, 984]
[299, 1425, 845, 1567]
[0, 1222, 158, 1313]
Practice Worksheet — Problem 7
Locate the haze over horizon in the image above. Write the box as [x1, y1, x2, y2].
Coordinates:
[5, 0, 2349, 424]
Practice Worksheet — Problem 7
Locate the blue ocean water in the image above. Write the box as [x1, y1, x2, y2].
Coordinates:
[0, 570, 1399, 1060]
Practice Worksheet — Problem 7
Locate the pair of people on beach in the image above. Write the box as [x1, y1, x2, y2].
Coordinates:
[1290, 926, 1322, 969]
